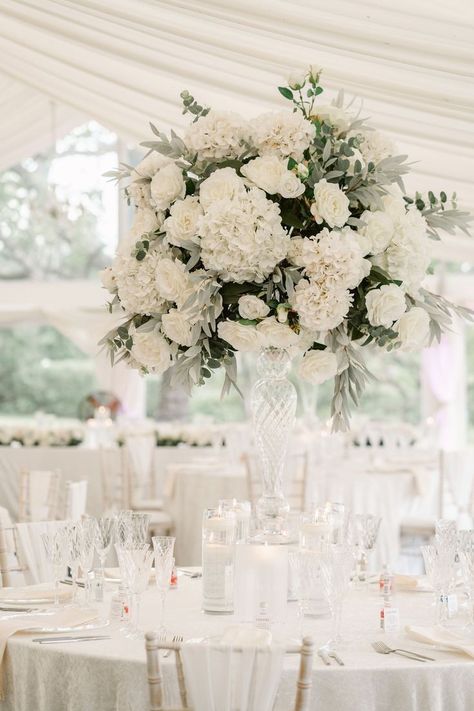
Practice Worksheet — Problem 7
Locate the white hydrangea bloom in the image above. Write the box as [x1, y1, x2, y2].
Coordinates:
[112, 246, 171, 314]
[384, 209, 430, 288]
[251, 111, 315, 160]
[130, 329, 172, 373]
[130, 152, 170, 180]
[164, 196, 203, 247]
[353, 130, 396, 165]
[291, 278, 352, 331]
[311, 179, 350, 228]
[199, 167, 246, 212]
[199, 188, 290, 283]
[184, 111, 251, 161]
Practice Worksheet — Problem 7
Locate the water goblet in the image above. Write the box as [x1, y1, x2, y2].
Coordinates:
[95, 516, 116, 584]
[152, 535, 175, 634]
[116, 511, 150, 547]
[79, 518, 98, 606]
[41, 526, 67, 607]
[320, 543, 354, 649]
[116, 544, 154, 639]
[354, 514, 381, 582]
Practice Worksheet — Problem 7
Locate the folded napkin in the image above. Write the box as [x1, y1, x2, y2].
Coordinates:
[0, 605, 98, 697]
[181, 626, 284, 711]
[0, 583, 73, 604]
[393, 575, 433, 592]
[405, 626, 474, 658]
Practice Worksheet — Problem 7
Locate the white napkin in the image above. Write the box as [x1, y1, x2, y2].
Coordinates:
[0, 605, 98, 697]
[393, 575, 433, 592]
[0, 583, 72, 604]
[181, 626, 284, 711]
[405, 625, 474, 657]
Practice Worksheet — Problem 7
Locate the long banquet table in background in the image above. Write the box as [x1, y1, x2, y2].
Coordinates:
[1, 576, 473, 711]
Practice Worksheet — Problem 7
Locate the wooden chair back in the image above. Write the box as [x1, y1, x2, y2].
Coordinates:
[145, 632, 314, 711]
[18, 469, 61, 522]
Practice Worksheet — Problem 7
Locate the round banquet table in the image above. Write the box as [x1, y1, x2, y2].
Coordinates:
[1, 577, 473, 711]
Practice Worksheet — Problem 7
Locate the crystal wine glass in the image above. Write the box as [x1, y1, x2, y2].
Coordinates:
[152, 535, 175, 634]
[64, 522, 83, 604]
[320, 543, 354, 649]
[41, 527, 67, 607]
[116, 511, 149, 548]
[354, 514, 381, 583]
[78, 518, 98, 606]
[116, 543, 154, 638]
[289, 548, 328, 637]
[95, 517, 116, 583]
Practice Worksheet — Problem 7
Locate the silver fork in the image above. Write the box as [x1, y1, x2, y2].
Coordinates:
[327, 650, 344, 666]
[163, 634, 184, 658]
[372, 641, 435, 662]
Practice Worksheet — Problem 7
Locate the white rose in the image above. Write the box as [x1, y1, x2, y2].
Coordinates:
[129, 208, 163, 241]
[365, 284, 407, 327]
[311, 179, 350, 228]
[199, 167, 245, 211]
[99, 267, 116, 293]
[241, 155, 285, 194]
[161, 309, 198, 347]
[278, 170, 305, 198]
[131, 330, 172, 373]
[298, 349, 338, 385]
[357, 210, 394, 255]
[218, 321, 262, 352]
[256, 317, 299, 349]
[131, 152, 170, 180]
[150, 163, 185, 211]
[155, 258, 192, 303]
[238, 295, 270, 320]
[396, 307, 430, 351]
[287, 69, 307, 89]
[164, 196, 203, 247]
[312, 105, 352, 135]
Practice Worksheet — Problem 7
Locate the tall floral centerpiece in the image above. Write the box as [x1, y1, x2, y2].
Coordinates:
[101, 67, 471, 533]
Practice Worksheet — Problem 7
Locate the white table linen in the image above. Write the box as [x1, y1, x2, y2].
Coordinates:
[1, 577, 473, 711]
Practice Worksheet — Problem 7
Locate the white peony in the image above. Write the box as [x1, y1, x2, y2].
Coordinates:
[218, 321, 262, 352]
[287, 69, 307, 89]
[241, 155, 305, 198]
[112, 246, 171, 315]
[251, 111, 315, 161]
[99, 267, 116, 292]
[184, 111, 251, 161]
[198, 168, 246, 212]
[199, 188, 290, 283]
[150, 163, 185, 211]
[131, 329, 172, 373]
[311, 179, 350, 228]
[354, 130, 396, 165]
[161, 309, 198, 347]
[357, 210, 394, 255]
[312, 104, 352, 135]
[298, 349, 338, 384]
[155, 258, 192, 304]
[290, 227, 371, 291]
[256, 317, 299, 349]
[396, 307, 430, 351]
[291, 278, 352, 331]
[238, 295, 270, 320]
[164, 196, 203, 247]
[365, 284, 407, 327]
[131, 152, 170, 180]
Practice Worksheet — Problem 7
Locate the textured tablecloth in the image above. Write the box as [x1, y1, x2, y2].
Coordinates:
[1, 576, 473, 711]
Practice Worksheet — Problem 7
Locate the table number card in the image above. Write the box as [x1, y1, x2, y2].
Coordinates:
[383, 606, 400, 633]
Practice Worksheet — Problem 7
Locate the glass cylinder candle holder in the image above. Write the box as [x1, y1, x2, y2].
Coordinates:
[233, 543, 288, 626]
[202, 508, 236, 614]
[300, 511, 332, 551]
[218, 499, 251, 544]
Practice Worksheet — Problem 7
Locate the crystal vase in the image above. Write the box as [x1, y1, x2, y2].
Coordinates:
[250, 347, 297, 539]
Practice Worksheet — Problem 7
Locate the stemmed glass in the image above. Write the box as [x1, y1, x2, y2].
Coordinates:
[64, 522, 82, 604]
[116, 544, 154, 638]
[79, 518, 98, 606]
[95, 517, 116, 585]
[354, 514, 381, 583]
[41, 527, 67, 607]
[320, 543, 354, 649]
[421, 543, 457, 626]
[152, 536, 175, 634]
[289, 549, 328, 637]
[116, 511, 149, 547]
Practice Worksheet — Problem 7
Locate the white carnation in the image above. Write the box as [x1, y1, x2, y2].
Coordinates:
[155, 258, 192, 304]
[290, 227, 371, 290]
[184, 111, 251, 161]
[238, 295, 270, 320]
[150, 163, 185, 211]
[164, 196, 203, 247]
[355, 130, 396, 165]
[251, 111, 315, 161]
[199, 168, 246, 212]
[131, 152, 170, 180]
[312, 104, 352, 135]
[199, 188, 290, 283]
[161, 309, 198, 347]
[131, 330, 172, 373]
[256, 317, 299, 349]
[218, 321, 262, 352]
[241, 155, 304, 198]
[357, 210, 394, 255]
[396, 307, 430, 351]
[365, 284, 406, 327]
[99, 267, 116, 293]
[298, 349, 338, 384]
[291, 278, 352, 331]
[112, 246, 170, 315]
[311, 179, 350, 228]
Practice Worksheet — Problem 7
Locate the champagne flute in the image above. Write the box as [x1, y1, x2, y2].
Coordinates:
[152, 536, 175, 634]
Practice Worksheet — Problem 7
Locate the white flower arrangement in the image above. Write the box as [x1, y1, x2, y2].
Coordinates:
[0, 423, 84, 447]
[101, 68, 472, 430]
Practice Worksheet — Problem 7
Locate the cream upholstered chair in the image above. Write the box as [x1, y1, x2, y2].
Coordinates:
[244, 451, 308, 512]
[145, 632, 314, 711]
[18, 469, 61, 522]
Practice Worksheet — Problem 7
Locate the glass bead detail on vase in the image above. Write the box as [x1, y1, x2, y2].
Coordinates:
[250, 348, 297, 539]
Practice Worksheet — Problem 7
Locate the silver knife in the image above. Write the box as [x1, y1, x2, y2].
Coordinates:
[33, 635, 111, 644]
[328, 651, 344, 666]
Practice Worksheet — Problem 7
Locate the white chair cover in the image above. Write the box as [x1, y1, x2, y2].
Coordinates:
[125, 434, 156, 503]
[24, 470, 59, 521]
[181, 628, 284, 711]
[65, 480, 88, 520]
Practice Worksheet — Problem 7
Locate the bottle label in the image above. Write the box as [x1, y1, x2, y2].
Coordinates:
[383, 606, 400, 633]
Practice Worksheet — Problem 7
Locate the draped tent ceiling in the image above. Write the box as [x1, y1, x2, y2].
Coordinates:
[0, 0, 473, 255]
